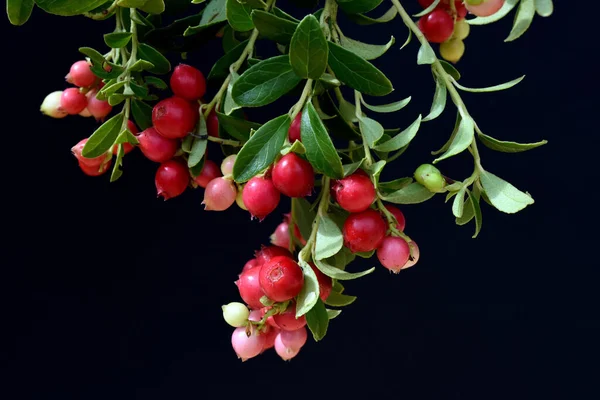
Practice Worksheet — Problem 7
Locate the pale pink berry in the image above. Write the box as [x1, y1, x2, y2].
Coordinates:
[231, 326, 265, 361]
[270, 221, 290, 248]
[377, 236, 411, 273]
[279, 326, 307, 349]
[78, 107, 92, 118]
[262, 326, 279, 351]
[67, 60, 96, 88]
[274, 330, 303, 361]
[220, 154, 237, 176]
[40, 91, 68, 119]
[402, 241, 420, 269]
[86, 90, 112, 120]
[202, 177, 237, 211]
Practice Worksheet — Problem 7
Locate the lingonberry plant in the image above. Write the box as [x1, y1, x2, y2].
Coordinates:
[10, 0, 553, 361]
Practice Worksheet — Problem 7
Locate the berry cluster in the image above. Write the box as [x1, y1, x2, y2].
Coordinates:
[417, 0, 505, 63]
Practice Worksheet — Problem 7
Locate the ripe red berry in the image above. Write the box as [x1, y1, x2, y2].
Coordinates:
[271, 221, 290, 249]
[66, 60, 96, 88]
[272, 303, 306, 331]
[136, 127, 178, 163]
[152, 96, 197, 139]
[343, 209, 387, 253]
[332, 171, 376, 213]
[207, 109, 219, 138]
[418, 0, 466, 19]
[78, 159, 111, 176]
[384, 204, 406, 232]
[242, 176, 281, 220]
[236, 266, 265, 309]
[71, 138, 107, 168]
[60, 88, 87, 115]
[377, 236, 411, 273]
[254, 245, 293, 266]
[202, 177, 237, 211]
[418, 9, 454, 43]
[170, 64, 207, 101]
[85, 89, 112, 121]
[127, 120, 139, 134]
[243, 259, 261, 272]
[288, 113, 301, 143]
[309, 263, 332, 301]
[193, 160, 222, 188]
[155, 159, 189, 200]
[262, 325, 279, 352]
[272, 153, 314, 198]
[259, 256, 304, 302]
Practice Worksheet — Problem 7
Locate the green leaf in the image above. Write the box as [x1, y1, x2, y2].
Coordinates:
[226, 0, 254, 32]
[324, 291, 357, 307]
[137, 43, 171, 74]
[305, 299, 329, 341]
[79, 47, 105, 65]
[314, 258, 375, 281]
[272, 6, 298, 22]
[423, 74, 447, 122]
[358, 116, 384, 149]
[433, 115, 474, 163]
[108, 94, 126, 106]
[315, 216, 344, 261]
[232, 55, 302, 107]
[378, 177, 413, 192]
[292, 197, 316, 241]
[412, 0, 441, 17]
[139, 0, 164, 14]
[360, 96, 411, 113]
[372, 115, 421, 152]
[296, 260, 320, 317]
[128, 59, 155, 72]
[380, 182, 436, 204]
[110, 136, 126, 182]
[233, 114, 290, 182]
[343, 159, 365, 177]
[477, 131, 547, 153]
[327, 246, 355, 271]
[332, 280, 345, 293]
[327, 42, 393, 97]
[145, 76, 167, 89]
[104, 32, 133, 48]
[188, 115, 208, 168]
[338, 34, 395, 61]
[208, 39, 249, 79]
[479, 170, 534, 214]
[432, 111, 460, 155]
[417, 43, 436, 65]
[34, 0, 108, 16]
[251, 9, 297, 44]
[98, 80, 125, 98]
[534, 0, 553, 17]
[345, 5, 397, 25]
[223, 70, 241, 115]
[467, 0, 518, 25]
[216, 112, 260, 141]
[301, 100, 344, 179]
[452, 186, 467, 218]
[439, 59, 461, 80]
[326, 309, 342, 319]
[338, 0, 382, 14]
[183, 0, 227, 36]
[82, 113, 125, 158]
[457, 189, 482, 238]
[7, 0, 34, 25]
[505, 0, 535, 42]
[131, 99, 153, 130]
[452, 75, 525, 93]
[289, 15, 328, 79]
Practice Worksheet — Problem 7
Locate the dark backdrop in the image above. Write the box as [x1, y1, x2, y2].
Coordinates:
[4, 1, 599, 399]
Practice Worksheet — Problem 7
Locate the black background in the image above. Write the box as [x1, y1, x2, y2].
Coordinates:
[4, 1, 599, 399]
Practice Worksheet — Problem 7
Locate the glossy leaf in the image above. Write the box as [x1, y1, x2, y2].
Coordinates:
[188, 115, 208, 168]
[338, 34, 395, 60]
[456, 188, 482, 238]
[7, 0, 34, 25]
[183, 0, 227, 36]
[137, 43, 171, 74]
[232, 55, 302, 107]
[327, 42, 393, 96]
[251, 10, 297, 44]
[477, 131, 548, 153]
[226, 0, 254, 32]
[82, 113, 124, 158]
[208, 39, 249, 79]
[439, 60, 460, 80]
[104, 32, 133, 48]
[505, 0, 535, 42]
[301, 101, 344, 179]
[79, 47, 105, 65]
[324, 291, 357, 307]
[131, 99, 153, 130]
[35, 0, 107, 16]
[373, 115, 421, 152]
[145, 76, 167, 89]
[289, 15, 328, 79]
[292, 197, 316, 241]
[110, 136, 126, 182]
[433, 115, 474, 163]
[452, 75, 525, 93]
[305, 299, 329, 341]
[360, 96, 411, 113]
[423, 73, 447, 122]
[358, 116, 384, 149]
[378, 177, 413, 192]
[452, 186, 467, 218]
[343, 159, 365, 177]
[223, 70, 241, 115]
[233, 115, 290, 182]
[128, 59, 155, 72]
[314, 258, 375, 281]
[326, 309, 342, 319]
[315, 216, 344, 261]
[139, 0, 164, 14]
[272, 6, 298, 22]
[479, 170, 534, 214]
[380, 182, 435, 204]
[216, 112, 261, 141]
[296, 260, 321, 317]
[417, 43, 435, 65]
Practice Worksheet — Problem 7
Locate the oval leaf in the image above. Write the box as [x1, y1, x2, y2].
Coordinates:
[226, 0, 254, 32]
[452, 186, 467, 218]
[337, 0, 383, 14]
[505, 0, 535, 42]
[301, 101, 344, 179]
[346, 5, 397, 25]
[433, 115, 474, 163]
[137, 43, 171, 74]
[423, 74, 447, 122]
[131, 99, 153, 131]
[358, 116, 384, 149]
[327, 42, 393, 96]
[104, 32, 132, 48]
[232, 55, 302, 107]
[82, 113, 125, 158]
[314, 258, 375, 281]
[339, 34, 395, 61]
[188, 114, 208, 168]
[292, 197, 316, 242]
[233, 114, 290, 182]
[324, 291, 357, 307]
[479, 170, 534, 214]
[216, 111, 261, 141]
[477, 131, 547, 153]
[251, 9, 297, 44]
[379, 182, 435, 204]
[305, 299, 329, 341]
[373, 115, 421, 152]
[452, 75, 525, 93]
[360, 96, 411, 113]
[208, 39, 249, 79]
[315, 216, 344, 260]
[296, 260, 320, 317]
[7, 0, 34, 25]
[289, 14, 328, 79]
[417, 43, 436, 65]
[35, 0, 108, 16]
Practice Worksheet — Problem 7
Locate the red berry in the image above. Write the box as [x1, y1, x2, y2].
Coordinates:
[272, 303, 306, 331]
[193, 160, 222, 188]
[377, 236, 411, 273]
[71, 138, 107, 168]
[254, 245, 293, 266]
[259, 256, 304, 302]
[288, 113, 301, 143]
[465, 0, 504, 17]
[60, 88, 87, 115]
[155, 159, 189, 200]
[242, 176, 281, 220]
[271, 221, 290, 249]
[78, 159, 111, 177]
[137, 127, 178, 163]
[262, 325, 279, 352]
[272, 153, 314, 198]
[202, 177, 237, 211]
[112, 120, 137, 155]
[86, 89, 112, 121]
[127, 120, 139, 134]
[243, 259, 261, 273]
[343, 209, 387, 253]
[384, 204, 406, 232]
[236, 266, 264, 309]
[418, 9, 454, 43]
[332, 171, 376, 213]
[170, 64, 206, 101]
[67, 60, 96, 88]
[309, 263, 332, 302]
[207, 109, 219, 138]
[152, 96, 197, 139]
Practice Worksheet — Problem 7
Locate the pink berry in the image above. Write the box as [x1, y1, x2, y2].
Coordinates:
[272, 304, 306, 331]
[418, 9, 454, 43]
[193, 160, 222, 188]
[202, 177, 237, 211]
[259, 256, 304, 302]
[67, 60, 96, 88]
[155, 159, 189, 200]
[231, 326, 265, 361]
[279, 326, 307, 349]
[332, 171, 376, 213]
[377, 236, 411, 273]
[262, 326, 279, 351]
[137, 127, 178, 163]
[272, 153, 314, 198]
[288, 113, 301, 143]
[236, 266, 265, 310]
[111, 121, 137, 155]
[221, 154, 237, 176]
[343, 209, 387, 253]
[78, 159, 111, 177]
[86, 89, 112, 121]
[384, 204, 406, 232]
[254, 245, 293, 265]
[402, 241, 420, 269]
[242, 259, 260, 273]
[271, 221, 290, 249]
[242, 176, 281, 220]
[465, 0, 505, 17]
[71, 138, 107, 168]
[152, 96, 197, 139]
[60, 88, 87, 115]
[40, 91, 68, 119]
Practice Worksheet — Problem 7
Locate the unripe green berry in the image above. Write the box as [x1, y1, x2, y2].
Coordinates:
[414, 164, 446, 193]
[452, 20, 470, 40]
[222, 302, 250, 327]
[466, 0, 485, 5]
[235, 189, 247, 210]
[440, 39, 465, 64]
